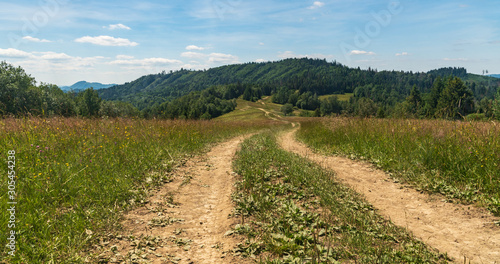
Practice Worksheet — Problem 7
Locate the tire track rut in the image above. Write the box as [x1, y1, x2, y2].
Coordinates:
[279, 127, 500, 263]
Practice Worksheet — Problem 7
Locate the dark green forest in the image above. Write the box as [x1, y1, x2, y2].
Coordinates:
[1, 59, 500, 120]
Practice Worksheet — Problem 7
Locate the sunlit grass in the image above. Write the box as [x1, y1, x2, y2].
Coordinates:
[297, 118, 500, 216]
[318, 93, 354, 102]
[0, 117, 273, 263]
[217, 98, 283, 122]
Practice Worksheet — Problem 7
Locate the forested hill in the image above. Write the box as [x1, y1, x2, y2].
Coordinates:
[98, 58, 354, 109]
[98, 58, 499, 111]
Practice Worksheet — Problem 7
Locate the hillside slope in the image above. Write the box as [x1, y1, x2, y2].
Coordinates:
[98, 58, 500, 110]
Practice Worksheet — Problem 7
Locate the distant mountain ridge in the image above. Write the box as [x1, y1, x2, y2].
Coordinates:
[489, 74, 500, 79]
[60, 81, 117, 91]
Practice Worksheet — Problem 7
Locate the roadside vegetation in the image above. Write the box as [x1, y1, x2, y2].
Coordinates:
[231, 132, 448, 263]
[0, 117, 276, 263]
[297, 118, 500, 216]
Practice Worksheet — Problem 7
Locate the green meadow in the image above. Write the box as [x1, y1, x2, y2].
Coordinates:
[0, 118, 274, 263]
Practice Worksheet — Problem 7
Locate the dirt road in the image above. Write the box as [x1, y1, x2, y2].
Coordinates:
[279, 128, 500, 264]
[97, 136, 251, 264]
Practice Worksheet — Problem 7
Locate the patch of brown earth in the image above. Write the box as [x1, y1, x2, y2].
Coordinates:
[94, 136, 252, 264]
[279, 128, 500, 264]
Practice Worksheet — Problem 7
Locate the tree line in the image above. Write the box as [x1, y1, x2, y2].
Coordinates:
[0, 61, 139, 118]
[2, 59, 500, 120]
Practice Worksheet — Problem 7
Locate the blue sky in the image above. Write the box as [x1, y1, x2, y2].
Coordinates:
[0, 0, 499, 86]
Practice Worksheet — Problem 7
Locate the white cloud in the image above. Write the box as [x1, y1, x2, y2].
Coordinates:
[14, 51, 106, 75]
[23, 36, 51, 43]
[109, 57, 182, 66]
[36, 52, 73, 60]
[181, 50, 239, 65]
[181, 52, 206, 59]
[75, 36, 139, 47]
[396, 52, 409, 56]
[208, 53, 239, 64]
[0, 48, 32, 58]
[116, 55, 135, 60]
[255, 59, 266, 63]
[259, 42, 265, 46]
[350, 50, 376, 55]
[186, 45, 205, 51]
[105, 24, 131, 30]
[308, 1, 325, 9]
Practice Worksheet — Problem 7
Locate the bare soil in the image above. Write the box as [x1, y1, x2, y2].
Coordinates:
[279, 128, 500, 264]
[95, 136, 252, 264]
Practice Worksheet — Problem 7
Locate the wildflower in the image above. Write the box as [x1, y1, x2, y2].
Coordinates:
[36, 146, 39, 148]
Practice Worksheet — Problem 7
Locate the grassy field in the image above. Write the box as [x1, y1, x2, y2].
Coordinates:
[3, 107, 498, 263]
[231, 132, 448, 263]
[0, 117, 276, 263]
[318, 93, 354, 102]
[216, 97, 283, 121]
[297, 118, 500, 216]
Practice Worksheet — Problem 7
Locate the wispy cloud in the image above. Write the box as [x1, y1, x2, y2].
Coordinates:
[104, 24, 131, 30]
[181, 52, 206, 59]
[3, 48, 106, 75]
[350, 50, 376, 55]
[36, 52, 73, 60]
[23, 36, 52, 43]
[116, 55, 135, 60]
[308, 1, 325, 10]
[207, 53, 239, 64]
[186, 45, 205, 51]
[180, 50, 239, 64]
[75, 36, 139, 47]
[396, 52, 409, 56]
[0, 48, 32, 58]
[109, 57, 182, 66]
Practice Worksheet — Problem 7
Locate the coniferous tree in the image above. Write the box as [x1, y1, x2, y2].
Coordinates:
[436, 77, 474, 119]
[405, 85, 422, 115]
